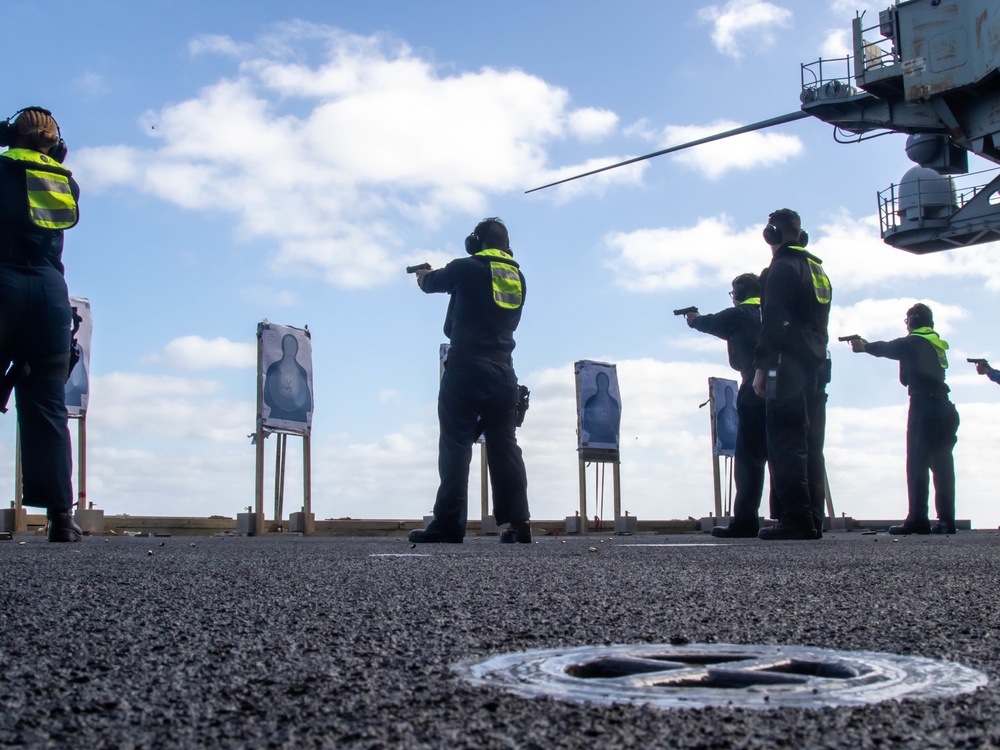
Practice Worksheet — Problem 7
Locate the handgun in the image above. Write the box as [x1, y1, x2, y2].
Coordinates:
[838, 334, 863, 343]
[406, 263, 431, 274]
[673, 306, 698, 316]
[967, 358, 990, 365]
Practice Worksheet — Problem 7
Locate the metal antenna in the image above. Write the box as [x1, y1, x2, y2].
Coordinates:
[525, 110, 810, 194]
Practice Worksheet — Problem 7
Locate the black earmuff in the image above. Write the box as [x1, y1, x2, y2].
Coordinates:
[732, 283, 747, 302]
[464, 232, 482, 255]
[906, 313, 920, 328]
[762, 223, 781, 246]
[762, 223, 809, 247]
[0, 106, 67, 163]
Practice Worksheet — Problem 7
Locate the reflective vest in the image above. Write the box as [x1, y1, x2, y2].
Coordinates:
[789, 245, 831, 305]
[740, 297, 761, 306]
[0, 148, 79, 230]
[476, 248, 523, 310]
[910, 327, 949, 369]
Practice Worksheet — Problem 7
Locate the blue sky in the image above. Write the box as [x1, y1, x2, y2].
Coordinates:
[6, 0, 1000, 528]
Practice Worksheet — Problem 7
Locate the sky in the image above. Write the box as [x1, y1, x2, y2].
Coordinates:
[5, 0, 1000, 529]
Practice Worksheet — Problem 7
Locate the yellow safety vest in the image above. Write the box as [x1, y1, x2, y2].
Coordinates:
[740, 297, 761, 306]
[476, 248, 523, 310]
[1, 148, 79, 230]
[789, 245, 831, 305]
[910, 327, 949, 369]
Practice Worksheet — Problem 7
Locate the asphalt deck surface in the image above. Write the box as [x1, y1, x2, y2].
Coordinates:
[2, 530, 999, 749]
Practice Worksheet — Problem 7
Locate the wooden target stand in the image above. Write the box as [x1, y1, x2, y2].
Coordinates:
[252, 425, 311, 536]
[574, 447, 624, 534]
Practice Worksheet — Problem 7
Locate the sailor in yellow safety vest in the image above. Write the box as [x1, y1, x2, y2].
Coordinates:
[0, 106, 82, 542]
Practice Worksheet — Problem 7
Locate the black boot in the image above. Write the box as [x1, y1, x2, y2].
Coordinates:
[47, 511, 82, 543]
[887, 519, 931, 535]
[499, 521, 532, 544]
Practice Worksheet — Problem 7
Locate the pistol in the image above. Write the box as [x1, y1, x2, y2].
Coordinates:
[406, 263, 431, 274]
[967, 358, 990, 365]
[673, 306, 698, 316]
[838, 334, 863, 343]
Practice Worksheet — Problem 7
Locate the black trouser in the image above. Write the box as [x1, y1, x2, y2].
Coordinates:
[766, 361, 827, 532]
[905, 393, 959, 525]
[0, 264, 73, 513]
[429, 354, 529, 536]
[731, 379, 767, 530]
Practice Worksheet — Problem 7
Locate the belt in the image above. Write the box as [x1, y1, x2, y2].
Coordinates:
[447, 346, 512, 366]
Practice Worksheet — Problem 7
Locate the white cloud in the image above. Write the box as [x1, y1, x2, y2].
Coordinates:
[830, 298, 967, 341]
[71, 24, 626, 288]
[527, 154, 647, 204]
[567, 108, 619, 141]
[607, 209, 1000, 293]
[698, 0, 793, 59]
[89, 372, 252, 442]
[656, 120, 804, 179]
[604, 214, 771, 292]
[143, 336, 257, 371]
[820, 28, 852, 59]
[814, 210, 1000, 292]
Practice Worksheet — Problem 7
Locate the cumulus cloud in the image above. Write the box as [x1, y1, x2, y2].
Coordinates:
[88, 372, 252, 442]
[813, 210, 1000, 292]
[144, 336, 257, 371]
[830, 298, 967, 341]
[604, 214, 771, 292]
[606, 209, 1000, 293]
[567, 108, 619, 141]
[655, 120, 804, 179]
[820, 28, 852, 59]
[698, 0, 793, 59]
[70, 23, 626, 289]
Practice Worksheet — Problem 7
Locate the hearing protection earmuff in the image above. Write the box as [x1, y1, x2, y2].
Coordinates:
[763, 222, 809, 247]
[0, 106, 68, 163]
[464, 231, 482, 255]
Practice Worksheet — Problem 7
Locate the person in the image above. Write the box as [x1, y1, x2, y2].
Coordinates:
[752, 209, 831, 540]
[409, 217, 531, 544]
[0, 106, 81, 542]
[973, 360, 1000, 385]
[685, 273, 770, 538]
[847, 303, 959, 534]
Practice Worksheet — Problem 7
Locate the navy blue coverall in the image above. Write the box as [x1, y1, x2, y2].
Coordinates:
[754, 245, 831, 535]
[0, 149, 79, 512]
[690, 302, 770, 531]
[420, 251, 529, 537]
[864, 333, 959, 530]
